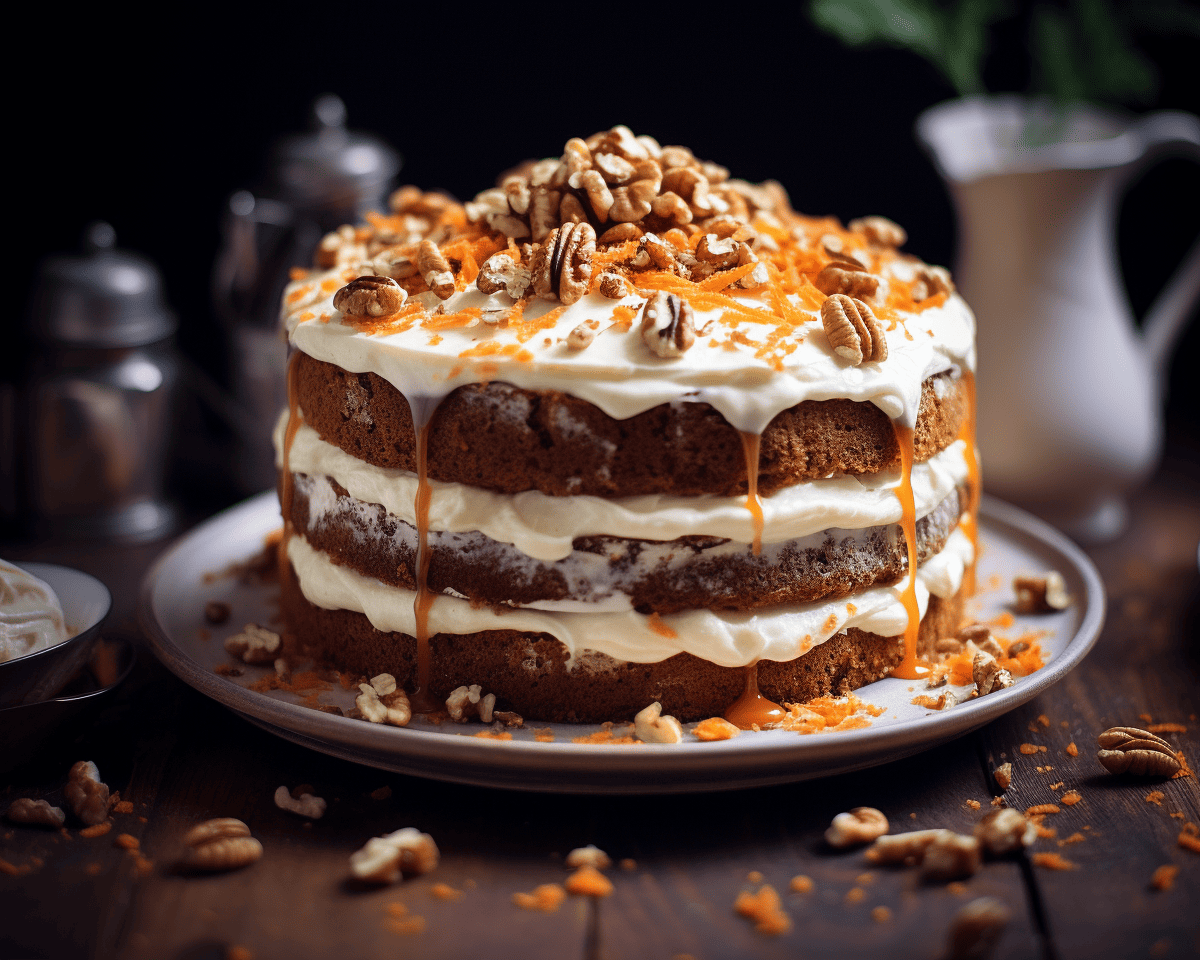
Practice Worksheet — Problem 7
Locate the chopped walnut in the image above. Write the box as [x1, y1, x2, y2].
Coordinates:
[864, 828, 952, 866]
[974, 808, 1037, 856]
[814, 261, 879, 301]
[849, 215, 907, 248]
[476, 253, 531, 300]
[181, 818, 262, 872]
[567, 320, 599, 350]
[1014, 572, 1070, 613]
[633, 702, 683, 744]
[370, 673, 397, 696]
[350, 828, 439, 884]
[631, 233, 684, 275]
[946, 898, 1011, 960]
[223, 624, 281, 665]
[64, 761, 110, 826]
[416, 240, 455, 300]
[825, 807, 889, 848]
[993, 762, 1013, 792]
[958, 623, 1003, 658]
[273, 785, 326, 819]
[333, 275, 407, 317]
[640, 292, 696, 359]
[5, 798, 66, 828]
[597, 272, 628, 299]
[972, 654, 1014, 697]
[934, 637, 964, 656]
[1096, 726, 1181, 777]
[356, 684, 412, 727]
[598, 222, 643, 244]
[911, 265, 954, 301]
[565, 845, 612, 870]
[446, 684, 498, 724]
[821, 294, 887, 365]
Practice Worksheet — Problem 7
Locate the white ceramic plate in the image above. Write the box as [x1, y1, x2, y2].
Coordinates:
[140, 492, 1104, 794]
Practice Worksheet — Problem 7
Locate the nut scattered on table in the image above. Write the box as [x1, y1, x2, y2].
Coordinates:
[349, 828, 439, 884]
[1013, 572, 1070, 613]
[992, 762, 1013, 793]
[974, 809, 1037, 856]
[946, 897, 1011, 960]
[565, 845, 612, 870]
[921, 832, 982, 882]
[204, 601, 231, 625]
[5, 798, 66, 828]
[180, 818, 263, 872]
[865, 828, 952, 866]
[356, 683, 412, 727]
[223, 624, 281, 665]
[64, 761, 110, 826]
[446, 683, 497, 723]
[273, 785, 326, 819]
[825, 807, 889, 848]
[633, 701, 684, 744]
[1096, 726, 1181, 777]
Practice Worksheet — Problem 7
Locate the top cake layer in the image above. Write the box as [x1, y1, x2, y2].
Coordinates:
[282, 126, 975, 436]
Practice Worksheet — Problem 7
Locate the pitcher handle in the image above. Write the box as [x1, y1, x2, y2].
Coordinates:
[1131, 111, 1200, 375]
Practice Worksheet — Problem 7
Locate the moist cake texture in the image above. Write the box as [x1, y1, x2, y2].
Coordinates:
[275, 126, 979, 723]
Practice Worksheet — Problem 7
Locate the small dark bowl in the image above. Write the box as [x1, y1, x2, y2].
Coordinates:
[0, 634, 135, 772]
[0, 562, 112, 710]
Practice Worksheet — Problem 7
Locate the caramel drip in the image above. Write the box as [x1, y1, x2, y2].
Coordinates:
[889, 421, 929, 680]
[278, 351, 303, 574]
[411, 420, 437, 713]
[957, 370, 979, 597]
[724, 663, 786, 730]
[739, 431, 764, 557]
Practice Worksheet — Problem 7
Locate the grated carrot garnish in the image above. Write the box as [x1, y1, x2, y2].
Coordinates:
[698, 262, 757, 292]
[422, 306, 483, 331]
[610, 305, 638, 330]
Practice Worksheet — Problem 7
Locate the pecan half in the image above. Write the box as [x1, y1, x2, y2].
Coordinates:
[820, 294, 887, 365]
[849, 215, 907, 248]
[814, 261, 880, 300]
[1097, 727, 1181, 777]
[640, 292, 696, 358]
[181, 818, 263, 872]
[333, 276, 407, 317]
[476, 253, 531, 300]
[532, 222, 597, 305]
[416, 240, 456, 300]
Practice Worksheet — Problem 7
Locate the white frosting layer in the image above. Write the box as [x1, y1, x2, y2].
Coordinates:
[277, 414, 970, 561]
[287, 529, 974, 668]
[285, 271, 975, 433]
[0, 559, 69, 664]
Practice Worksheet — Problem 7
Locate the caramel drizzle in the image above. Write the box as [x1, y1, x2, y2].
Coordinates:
[278, 352, 303, 573]
[724, 663, 786, 730]
[889, 421, 929, 680]
[409, 403, 439, 713]
[957, 370, 979, 597]
[739, 431, 764, 557]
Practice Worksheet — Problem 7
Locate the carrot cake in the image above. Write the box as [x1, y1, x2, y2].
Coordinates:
[275, 127, 979, 723]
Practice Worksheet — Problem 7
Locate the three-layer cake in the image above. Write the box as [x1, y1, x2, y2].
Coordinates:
[275, 127, 978, 723]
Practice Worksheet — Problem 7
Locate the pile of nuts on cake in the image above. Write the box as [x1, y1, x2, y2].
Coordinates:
[313, 126, 955, 366]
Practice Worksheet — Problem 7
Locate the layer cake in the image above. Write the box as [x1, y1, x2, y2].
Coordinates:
[275, 127, 979, 724]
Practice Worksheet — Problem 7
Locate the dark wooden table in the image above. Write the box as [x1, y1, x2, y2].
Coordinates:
[3, 450, 1198, 960]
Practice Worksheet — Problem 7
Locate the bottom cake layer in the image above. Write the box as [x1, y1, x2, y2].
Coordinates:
[281, 560, 966, 723]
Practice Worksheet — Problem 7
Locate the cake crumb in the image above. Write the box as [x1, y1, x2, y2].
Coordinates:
[773, 693, 883, 734]
[1150, 865, 1178, 891]
[1149, 723, 1187, 734]
[946, 881, 968, 896]
[513, 883, 566, 912]
[1145, 791, 1165, 806]
[1177, 824, 1200, 854]
[1031, 852, 1076, 871]
[1037, 714, 1050, 727]
[114, 833, 139, 850]
[746, 870, 763, 884]
[533, 728, 555, 742]
[226, 947, 253, 960]
[619, 858, 637, 871]
[964, 800, 981, 810]
[1025, 804, 1060, 816]
[473, 730, 513, 741]
[1018, 743, 1045, 755]
[370, 786, 392, 800]
[845, 886, 866, 904]
[565, 865, 613, 898]
[384, 914, 426, 935]
[85, 862, 102, 876]
[1139, 713, 1153, 723]
[80, 822, 112, 838]
[112, 801, 134, 815]
[856, 872, 875, 885]
[1059, 791, 1081, 806]
[734, 885, 792, 936]
[1049, 782, 1064, 790]
[789, 875, 814, 893]
[1065, 742, 1078, 756]
[430, 882, 462, 901]
[572, 724, 638, 745]
[1058, 832, 1086, 846]
[871, 905, 892, 923]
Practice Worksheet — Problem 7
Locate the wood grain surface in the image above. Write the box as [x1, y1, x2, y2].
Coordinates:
[2, 460, 1197, 960]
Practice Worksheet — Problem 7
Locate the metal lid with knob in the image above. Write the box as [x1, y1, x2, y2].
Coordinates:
[28, 222, 177, 349]
[266, 93, 402, 225]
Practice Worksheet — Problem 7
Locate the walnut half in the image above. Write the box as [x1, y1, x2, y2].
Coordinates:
[825, 807, 889, 848]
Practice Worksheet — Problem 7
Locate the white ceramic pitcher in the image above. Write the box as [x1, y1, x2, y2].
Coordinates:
[917, 96, 1200, 541]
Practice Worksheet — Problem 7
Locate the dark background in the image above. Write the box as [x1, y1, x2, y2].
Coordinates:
[11, 2, 1199, 512]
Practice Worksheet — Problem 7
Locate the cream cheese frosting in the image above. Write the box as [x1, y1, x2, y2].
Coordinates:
[0, 559, 70, 664]
[285, 279, 975, 434]
[287, 529, 974, 668]
[277, 413, 970, 560]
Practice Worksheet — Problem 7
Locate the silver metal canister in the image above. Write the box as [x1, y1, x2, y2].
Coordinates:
[11, 223, 179, 541]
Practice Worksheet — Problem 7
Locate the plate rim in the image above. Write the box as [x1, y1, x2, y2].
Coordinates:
[139, 491, 1105, 792]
